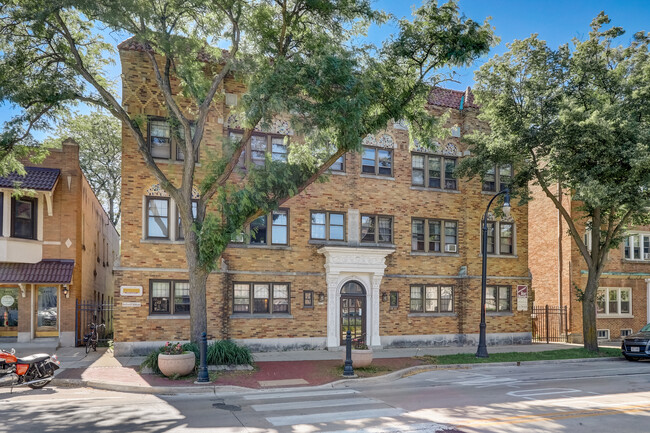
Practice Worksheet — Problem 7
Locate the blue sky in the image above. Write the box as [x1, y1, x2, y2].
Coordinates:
[2, 0, 650, 135]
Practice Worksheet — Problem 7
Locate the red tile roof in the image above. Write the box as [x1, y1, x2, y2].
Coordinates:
[428, 86, 478, 110]
[0, 167, 60, 191]
[0, 260, 75, 284]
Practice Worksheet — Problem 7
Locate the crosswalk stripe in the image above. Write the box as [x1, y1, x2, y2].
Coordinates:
[242, 389, 357, 400]
[266, 408, 405, 426]
[322, 421, 459, 433]
[251, 396, 382, 412]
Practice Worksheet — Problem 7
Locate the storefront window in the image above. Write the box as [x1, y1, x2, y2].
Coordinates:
[0, 287, 19, 332]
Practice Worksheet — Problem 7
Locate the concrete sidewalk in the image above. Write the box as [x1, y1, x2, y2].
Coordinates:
[0, 340, 623, 395]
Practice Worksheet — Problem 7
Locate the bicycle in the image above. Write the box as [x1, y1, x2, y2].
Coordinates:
[84, 322, 105, 354]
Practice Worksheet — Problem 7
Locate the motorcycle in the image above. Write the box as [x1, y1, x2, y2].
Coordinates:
[0, 348, 60, 389]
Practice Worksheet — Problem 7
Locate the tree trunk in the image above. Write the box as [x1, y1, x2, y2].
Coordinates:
[185, 231, 209, 344]
[582, 269, 600, 352]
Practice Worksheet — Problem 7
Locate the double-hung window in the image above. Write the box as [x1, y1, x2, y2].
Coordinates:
[229, 130, 288, 169]
[145, 197, 170, 239]
[311, 211, 346, 241]
[597, 287, 631, 316]
[330, 155, 345, 172]
[362, 146, 393, 176]
[150, 280, 190, 315]
[624, 232, 650, 260]
[148, 118, 198, 162]
[411, 219, 458, 253]
[361, 214, 393, 244]
[411, 153, 457, 190]
[177, 200, 198, 240]
[232, 282, 290, 315]
[483, 164, 512, 192]
[410, 285, 454, 313]
[232, 209, 289, 245]
[486, 285, 511, 312]
[11, 197, 37, 240]
[485, 221, 514, 255]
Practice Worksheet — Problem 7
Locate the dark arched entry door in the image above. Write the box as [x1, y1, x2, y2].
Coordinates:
[340, 281, 366, 345]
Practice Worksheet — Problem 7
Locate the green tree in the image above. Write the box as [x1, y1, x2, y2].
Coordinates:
[46, 111, 121, 226]
[0, 0, 495, 343]
[458, 13, 650, 351]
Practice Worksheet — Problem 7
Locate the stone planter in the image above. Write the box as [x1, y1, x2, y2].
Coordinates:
[158, 352, 196, 377]
[341, 349, 373, 368]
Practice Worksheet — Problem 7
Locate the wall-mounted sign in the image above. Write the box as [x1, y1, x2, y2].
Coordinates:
[517, 285, 528, 311]
[122, 302, 141, 308]
[120, 286, 143, 297]
[1, 295, 14, 307]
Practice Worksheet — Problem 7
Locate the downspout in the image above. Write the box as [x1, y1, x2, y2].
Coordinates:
[558, 183, 563, 309]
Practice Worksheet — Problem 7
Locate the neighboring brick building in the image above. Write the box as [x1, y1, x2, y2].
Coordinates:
[114, 40, 532, 355]
[529, 184, 650, 343]
[0, 140, 119, 346]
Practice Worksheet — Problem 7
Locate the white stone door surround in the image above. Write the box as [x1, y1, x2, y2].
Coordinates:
[318, 246, 395, 349]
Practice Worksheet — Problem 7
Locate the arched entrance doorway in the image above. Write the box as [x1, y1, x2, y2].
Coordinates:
[340, 281, 366, 345]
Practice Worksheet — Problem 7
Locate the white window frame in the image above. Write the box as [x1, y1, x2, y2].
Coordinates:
[596, 287, 632, 318]
[597, 329, 610, 340]
[623, 232, 650, 261]
[620, 329, 633, 337]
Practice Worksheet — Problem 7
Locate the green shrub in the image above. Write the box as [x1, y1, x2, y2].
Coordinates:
[207, 340, 253, 365]
[181, 342, 200, 366]
[141, 346, 164, 375]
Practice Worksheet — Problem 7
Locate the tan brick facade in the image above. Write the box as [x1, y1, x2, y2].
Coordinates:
[0, 141, 119, 346]
[114, 46, 532, 355]
[529, 185, 650, 343]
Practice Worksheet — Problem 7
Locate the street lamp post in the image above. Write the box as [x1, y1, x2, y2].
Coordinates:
[476, 188, 511, 358]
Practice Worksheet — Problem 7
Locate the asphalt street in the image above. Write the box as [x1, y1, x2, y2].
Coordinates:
[1, 358, 648, 433]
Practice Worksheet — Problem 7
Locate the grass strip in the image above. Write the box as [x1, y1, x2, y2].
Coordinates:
[417, 347, 622, 365]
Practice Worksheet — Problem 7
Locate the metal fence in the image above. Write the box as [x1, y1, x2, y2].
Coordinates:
[75, 300, 114, 346]
[532, 305, 568, 343]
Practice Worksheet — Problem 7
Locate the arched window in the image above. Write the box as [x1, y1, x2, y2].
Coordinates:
[341, 281, 365, 295]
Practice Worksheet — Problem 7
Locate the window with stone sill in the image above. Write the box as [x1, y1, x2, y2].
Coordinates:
[362, 146, 392, 177]
[486, 285, 511, 312]
[311, 211, 346, 241]
[148, 118, 198, 162]
[597, 287, 631, 316]
[482, 164, 512, 192]
[231, 209, 289, 245]
[484, 221, 514, 255]
[411, 153, 457, 190]
[145, 196, 170, 239]
[11, 196, 37, 240]
[177, 200, 198, 240]
[361, 214, 393, 244]
[233, 282, 290, 315]
[229, 130, 288, 169]
[412, 218, 457, 253]
[410, 285, 454, 313]
[623, 232, 650, 261]
[150, 280, 190, 315]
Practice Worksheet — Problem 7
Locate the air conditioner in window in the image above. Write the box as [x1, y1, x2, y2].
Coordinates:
[225, 93, 238, 107]
[445, 244, 457, 253]
[644, 253, 650, 260]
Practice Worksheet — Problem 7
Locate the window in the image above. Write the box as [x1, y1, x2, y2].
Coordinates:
[362, 146, 393, 176]
[229, 130, 288, 168]
[621, 329, 633, 337]
[11, 197, 37, 240]
[311, 211, 345, 241]
[410, 285, 454, 313]
[411, 154, 457, 190]
[361, 214, 393, 244]
[330, 155, 345, 172]
[596, 287, 631, 316]
[0, 192, 3, 236]
[483, 164, 512, 192]
[148, 118, 198, 162]
[411, 219, 458, 253]
[177, 200, 198, 240]
[389, 291, 399, 309]
[486, 285, 511, 312]
[145, 197, 169, 239]
[597, 329, 610, 340]
[232, 282, 290, 315]
[304, 291, 314, 308]
[624, 233, 650, 260]
[485, 221, 514, 255]
[150, 280, 190, 315]
[233, 209, 289, 245]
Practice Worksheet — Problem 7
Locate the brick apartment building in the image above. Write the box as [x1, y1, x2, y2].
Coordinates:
[0, 140, 119, 346]
[529, 186, 650, 343]
[113, 40, 532, 355]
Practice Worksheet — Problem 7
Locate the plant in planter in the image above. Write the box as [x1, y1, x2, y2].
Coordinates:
[158, 342, 196, 377]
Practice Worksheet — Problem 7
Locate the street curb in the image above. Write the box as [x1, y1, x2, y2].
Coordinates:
[52, 356, 623, 395]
